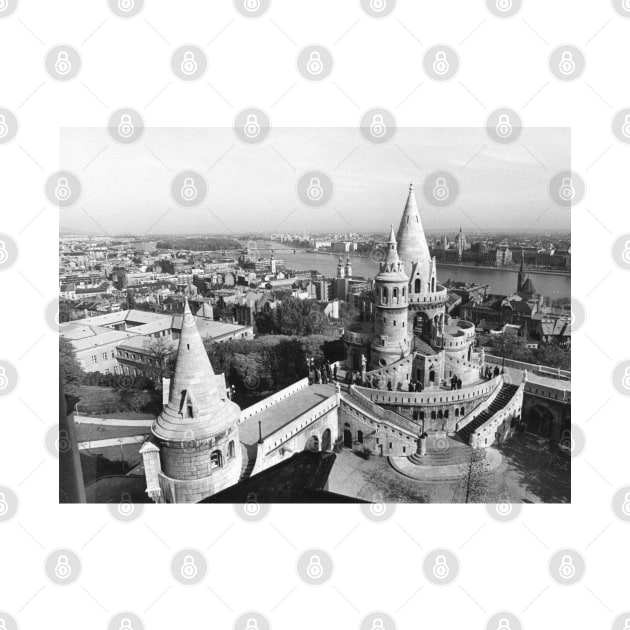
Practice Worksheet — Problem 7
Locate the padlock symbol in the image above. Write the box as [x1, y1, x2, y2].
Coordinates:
[118, 492, 134, 516]
[369, 0, 387, 12]
[181, 555, 198, 579]
[119, 618, 133, 630]
[55, 51, 72, 76]
[622, 366, 630, 390]
[0, 241, 7, 265]
[0, 114, 8, 138]
[54, 554, 72, 579]
[370, 492, 386, 516]
[621, 240, 630, 264]
[244, 492, 260, 516]
[306, 177, 324, 201]
[118, 0, 135, 11]
[181, 51, 198, 76]
[181, 177, 198, 201]
[558, 177, 574, 202]
[624, 0, 630, 11]
[369, 114, 386, 138]
[307, 51, 323, 75]
[432, 51, 449, 76]
[433, 177, 449, 201]
[621, 492, 630, 516]
[244, 113, 261, 138]
[560, 429, 573, 452]
[55, 177, 72, 202]
[497, 619, 511, 630]
[118, 114, 134, 138]
[495, 114, 512, 138]
[245, 619, 259, 630]
[306, 554, 323, 579]
[371, 618, 385, 630]
[0, 492, 8, 516]
[496, 493, 512, 516]
[558, 51, 575, 76]
[432, 554, 449, 579]
[0, 618, 7, 630]
[57, 429, 71, 453]
[0, 366, 7, 390]
[496, 0, 512, 12]
[244, 0, 261, 11]
[0, 0, 8, 11]
[623, 619, 630, 630]
[621, 114, 630, 138]
[558, 554, 575, 579]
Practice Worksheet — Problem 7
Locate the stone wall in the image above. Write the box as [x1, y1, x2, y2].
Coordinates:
[239, 378, 310, 423]
[339, 399, 417, 458]
[470, 385, 525, 449]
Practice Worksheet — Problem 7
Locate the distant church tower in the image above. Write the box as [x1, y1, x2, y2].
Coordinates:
[270, 248, 277, 275]
[456, 226, 466, 262]
[336, 255, 345, 279]
[141, 298, 242, 503]
[371, 225, 410, 368]
[517, 250, 525, 292]
[344, 255, 352, 279]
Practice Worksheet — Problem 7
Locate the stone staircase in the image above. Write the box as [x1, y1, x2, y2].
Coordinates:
[407, 436, 471, 467]
[456, 383, 519, 444]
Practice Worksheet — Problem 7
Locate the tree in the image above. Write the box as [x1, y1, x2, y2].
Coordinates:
[146, 336, 175, 382]
[59, 336, 83, 394]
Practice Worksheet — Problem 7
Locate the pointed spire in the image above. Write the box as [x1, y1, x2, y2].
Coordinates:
[384, 224, 400, 265]
[396, 182, 432, 282]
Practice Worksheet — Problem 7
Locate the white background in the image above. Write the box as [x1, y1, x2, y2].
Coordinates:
[1, 1, 629, 628]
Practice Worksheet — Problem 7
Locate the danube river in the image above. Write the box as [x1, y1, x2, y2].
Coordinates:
[275, 249, 571, 299]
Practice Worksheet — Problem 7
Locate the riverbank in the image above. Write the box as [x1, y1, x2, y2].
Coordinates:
[437, 262, 570, 277]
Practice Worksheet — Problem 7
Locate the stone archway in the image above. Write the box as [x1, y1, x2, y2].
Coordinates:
[322, 428, 332, 452]
[526, 405, 554, 437]
[343, 422, 352, 448]
[305, 435, 320, 451]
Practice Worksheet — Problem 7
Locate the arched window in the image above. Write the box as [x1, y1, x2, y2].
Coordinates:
[444, 410, 449, 418]
[431, 278, 436, 292]
[210, 450, 223, 468]
[419, 411, 425, 420]
[414, 278, 421, 293]
[228, 441, 235, 458]
[431, 410, 436, 420]
[460, 406, 465, 416]
[437, 410, 443, 419]
[393, 287, 398, 300]
[455, 408, 460, 417]
[357, 430, 364, 444]
[382, 287, 388, 304]
[402, 287, 406, 297]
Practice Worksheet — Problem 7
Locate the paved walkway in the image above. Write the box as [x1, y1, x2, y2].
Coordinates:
[74, 416, 153, 427]
[78, 435, 146, 450]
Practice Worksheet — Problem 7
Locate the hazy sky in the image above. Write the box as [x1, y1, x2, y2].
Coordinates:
[60, 127, 571, 236]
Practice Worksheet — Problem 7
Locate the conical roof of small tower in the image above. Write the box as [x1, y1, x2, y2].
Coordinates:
[152, 298, 240, 442]
[376, 225, 408, 281]
[396, 183, 432, 281]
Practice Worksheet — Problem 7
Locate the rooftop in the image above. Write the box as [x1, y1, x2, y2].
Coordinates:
[238, 384, 337, 446]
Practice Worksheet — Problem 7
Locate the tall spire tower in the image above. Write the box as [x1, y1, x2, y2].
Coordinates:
[141, 298, 242, 503]
[370, 225, 410, 368]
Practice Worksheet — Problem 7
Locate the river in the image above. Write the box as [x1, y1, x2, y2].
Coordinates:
[273, 249, 571, 299]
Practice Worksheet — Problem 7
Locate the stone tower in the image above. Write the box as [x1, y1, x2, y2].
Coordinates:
[141, 298, 242, 503]
[336, 254, 345, 279]
[344, 254, 352, 279]
[370, 225, 410, 368]
[395, 183, 446, 340]
[517, 250, 525, 292]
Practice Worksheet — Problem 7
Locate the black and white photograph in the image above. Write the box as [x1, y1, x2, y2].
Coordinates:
[57, 126, 572, 506]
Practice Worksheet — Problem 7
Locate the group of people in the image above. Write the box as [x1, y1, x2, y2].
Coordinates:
[481, 365, 502, 380]
[308, 361, 337, 385]
[449, 374, 463, 390]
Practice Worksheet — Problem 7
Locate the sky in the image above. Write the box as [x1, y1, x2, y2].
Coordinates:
[60, 126, 571, 236]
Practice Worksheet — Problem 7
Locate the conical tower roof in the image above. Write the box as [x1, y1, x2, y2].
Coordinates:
[396, 183, 432, 281]
[152, 298, 239, 442]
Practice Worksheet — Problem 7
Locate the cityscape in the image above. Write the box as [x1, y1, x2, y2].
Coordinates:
[59, 182, 571, 505]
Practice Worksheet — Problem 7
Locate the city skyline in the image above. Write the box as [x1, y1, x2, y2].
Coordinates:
[60, 127, 571, 235]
